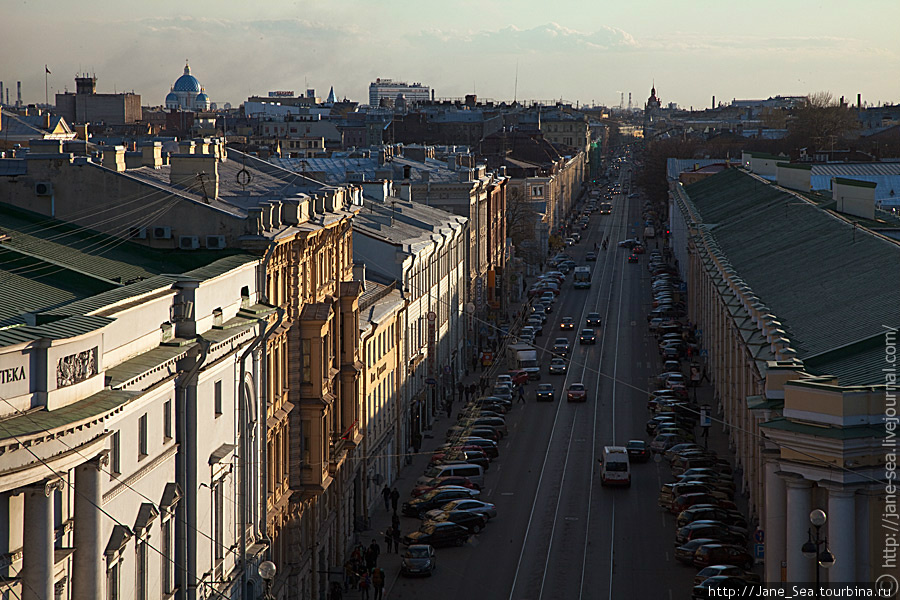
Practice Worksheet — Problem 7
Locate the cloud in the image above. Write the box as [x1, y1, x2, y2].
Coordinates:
[415, 22, 638, 55]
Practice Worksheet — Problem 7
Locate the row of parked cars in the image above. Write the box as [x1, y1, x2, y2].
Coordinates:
[398, 375, 514, 576]
[640, 256, 760, 597]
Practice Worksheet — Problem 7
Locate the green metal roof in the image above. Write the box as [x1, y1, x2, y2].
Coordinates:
[803, 334, 891, 387]
[105, 344, 188, 389]
[683, 169, 900, 372]
[0, 314, 115, 348]
[0, 388, 138, 440]
[760, 417, 886, 440]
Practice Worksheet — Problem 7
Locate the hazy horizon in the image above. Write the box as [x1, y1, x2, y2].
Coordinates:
[3, 0, 899, 111]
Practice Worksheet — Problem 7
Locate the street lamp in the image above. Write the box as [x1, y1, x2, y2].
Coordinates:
[801, 509, 835, 597]
[258, 560, 277, 600]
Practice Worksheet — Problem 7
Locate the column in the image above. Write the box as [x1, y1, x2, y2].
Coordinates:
[823, 485, 856, 583]
[855, 489, 873, 581]
[782, 473, 814, 583]
[764, 453, 787, 583]
[22, 478, 63, 600]
[73, 453, 108, 600]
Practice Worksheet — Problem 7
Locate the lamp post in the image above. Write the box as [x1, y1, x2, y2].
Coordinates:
[801, 509, 835, 597]
[258, 560, 277, 600]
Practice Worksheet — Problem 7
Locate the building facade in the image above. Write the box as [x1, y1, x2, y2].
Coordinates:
[368, 79, 430, 107]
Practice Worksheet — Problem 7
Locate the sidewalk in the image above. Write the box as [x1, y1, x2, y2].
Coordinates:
[339, 360, 511, 599]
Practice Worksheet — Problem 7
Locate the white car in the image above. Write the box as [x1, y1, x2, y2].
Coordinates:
[427, 499, 498, 520]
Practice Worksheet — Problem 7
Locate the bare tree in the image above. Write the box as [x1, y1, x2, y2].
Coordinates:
[506, 185, 542, 265]
[788, 92, 858, 148]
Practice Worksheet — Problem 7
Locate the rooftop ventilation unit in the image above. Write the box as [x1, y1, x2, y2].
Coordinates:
[178, 235, 199, 250]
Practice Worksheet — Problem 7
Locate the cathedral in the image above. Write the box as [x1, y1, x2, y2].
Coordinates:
[164, 61, 211, 111]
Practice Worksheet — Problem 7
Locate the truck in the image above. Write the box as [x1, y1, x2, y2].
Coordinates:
[643, 224, 656, 239]
[507, 342, 541, 380]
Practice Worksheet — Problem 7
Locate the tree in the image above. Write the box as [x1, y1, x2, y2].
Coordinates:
[788, 92, 858, 148]
[506, 185, 542, 265]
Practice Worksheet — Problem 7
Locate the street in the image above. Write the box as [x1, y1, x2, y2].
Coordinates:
[352, 166, 746, 600]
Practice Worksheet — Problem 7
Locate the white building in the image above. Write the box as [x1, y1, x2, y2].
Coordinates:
[0, 247, 271, 600]
[368, 78, 430, 107]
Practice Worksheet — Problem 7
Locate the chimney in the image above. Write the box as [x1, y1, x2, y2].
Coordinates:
[0, 83, 3, 107]
[712, 95, 715, 109]
[178, 140, 195, 155]
[141, 141, 163, 168]
[352, 263, 367, 290]
[43, 113, 51, 129]
[169, 153, 219, 199]
[102, 145, 126, 172]
[17, 81, 22, 108]
[858, 93, 862, 109]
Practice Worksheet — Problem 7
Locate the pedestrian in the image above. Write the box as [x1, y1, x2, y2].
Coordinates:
[330, 581, 344, 600]
[372, 567, 385, 600]
[445, 400, 452, 418]
[518, 384, 525, 403]
[384, 526, 394, 554]
[366, 539, 381, 569]
[472, 354, 478, 373]
[391, 524, 401, 553]
[412, 433, 422, 455]
[380, 484, 391, 512]
[343, 559, 355, 592]
[358, 571, 371, 600]
[456, 381, 464, 400]
[391, 511, 400, 532]
[390, 487, 400, 513]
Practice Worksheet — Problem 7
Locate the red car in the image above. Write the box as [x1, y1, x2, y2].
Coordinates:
[567, 383, 587, 402]
[507, 369, 529, 386]
[411, 476, 480, 497]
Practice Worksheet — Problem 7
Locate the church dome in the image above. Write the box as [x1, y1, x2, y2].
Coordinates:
[165, 91, 178, 103]
[173, 62, 201, 93]
[196, 91, 209, 102]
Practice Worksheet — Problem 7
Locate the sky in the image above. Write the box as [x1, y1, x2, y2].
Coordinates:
[3, 0, 899, 111]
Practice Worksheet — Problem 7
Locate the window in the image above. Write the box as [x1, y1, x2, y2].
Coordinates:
[301, 339, 311, 383]
[106, 560, 119, 600]
[136, 536, 148, 600]
[111, 432, 121, 475]
[161, 518, 173, 595]
[163, 400, 172, 441]
[531, 186, 543, 198]
[302, 419, 311, 466]
[213, 480, 224, 562]
[214, 380, 223, 417]
[138, 414, 148, 459]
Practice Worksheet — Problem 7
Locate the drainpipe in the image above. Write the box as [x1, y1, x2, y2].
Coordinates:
[177, 338, 210, 600]
[239, 306, 283, 599]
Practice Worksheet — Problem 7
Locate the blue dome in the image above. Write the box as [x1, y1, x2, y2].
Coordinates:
[173, 63, 201, 92]
[196, 92, 209, 102]
[165, 91, 178, 103]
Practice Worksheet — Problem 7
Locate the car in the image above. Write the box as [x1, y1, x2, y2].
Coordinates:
[431, 449, 490, 470]
[526, 318, 544, 336]
[571, 232, 582, 241]
[403, 522, 471, 548]
[625, 439, 650, 462]
[540, 292, 556, 306]
[675, 520, 747, 546]
[411, 476, 481, 497]
[633, 245, 645, 255]
[660, 482, 715, 508]
[434, 498, 497, 520]
[491, 385, 513, 402]
[560, 316, 575, 330]
[671, 493, 732, 515]
[536, 383, 555, 402]
[586, 252, 597, 261]
[628, 254, 639, 263]
[586, 312, 602, 327]
[549, 357, 568, 375]
[532, 302, 551, 315]
[495, 374, 513, 387]
[519, 326, 537, 341]
[567, 383, 587, 402]
[694, 565, 760, 586]
[674, 538, 720, 564]
[552, 338, 571, 357]
[618, 238, 639, 249]
[402, 487, 482, 517]
[651, 432, 687, 453]
[423, 509, 488, 533]
[692, 544, 755, 570]
[400, 544, 437, 577]
[456, 437, 500, 458]
[564, 237, 576, 246]
[579, 328, 596, 344]
[678, 506, 747, 530]
[507, 369, 529, 386]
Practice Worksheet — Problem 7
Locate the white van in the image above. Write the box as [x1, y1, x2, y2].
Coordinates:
[416, 463, 485, 488]
[599, 446, 631, 487]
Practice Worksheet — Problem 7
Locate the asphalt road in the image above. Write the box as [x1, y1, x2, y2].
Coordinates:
[380, 167, 736, 600]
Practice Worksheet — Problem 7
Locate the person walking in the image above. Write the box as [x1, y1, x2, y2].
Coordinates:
[391, 524, 402, 553]
[365, 540, 380, 570]
[391, 511, 400, 532]
[372, 567, 385, 600]
[358, 570, 371, 600]
[518, 384, 526, 404]
[390, 487, 400, 513]
[380, 485, 391, 512]
[384, 526, 394, 554]
[445, 399, 452, 418]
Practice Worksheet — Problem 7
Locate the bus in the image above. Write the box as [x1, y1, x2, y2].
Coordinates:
[599, 446, 631, 486]
[573, 266, 592, 289]
[599, 202, 612, 215]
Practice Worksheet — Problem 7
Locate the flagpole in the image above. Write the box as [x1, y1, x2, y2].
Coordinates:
[44, 65, 48, 106]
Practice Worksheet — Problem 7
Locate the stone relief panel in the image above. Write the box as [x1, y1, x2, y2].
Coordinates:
[57, 347, 98, 388]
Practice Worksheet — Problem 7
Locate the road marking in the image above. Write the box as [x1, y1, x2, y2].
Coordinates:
[564, 517, 579, 521]
[665, 552, 670, 562]
[662, 513, 667, 528]
[539, 414, 578, 600]
[669, 589, 674, 600]
[631, 320, 636, 326]
[501, 492, 514, 496]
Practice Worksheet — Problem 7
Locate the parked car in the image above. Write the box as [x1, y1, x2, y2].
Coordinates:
[412, 476, 480, 497]
[567, 383, 587, 402]
[675, 520, 748, 545]
[691, 576, 749, 599]
[674, 538, 720, 564]
[651, 432, 687, 453]
[432, 498, 497, 520]
[671, 493, 734, 515]
[507, 369, 529, 386]
[423, 509, 488, 534]
[403, 522, 470, 547]
[402, 487, 481, 517]
[549, 357, 568, 375]
[400, 544, 437, 577]
[694, 565, 760, 586]
[692, 544, 755, 570]
[536, 383, 555, 402]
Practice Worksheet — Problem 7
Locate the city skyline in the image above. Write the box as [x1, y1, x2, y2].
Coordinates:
[3, 0, 899, 110]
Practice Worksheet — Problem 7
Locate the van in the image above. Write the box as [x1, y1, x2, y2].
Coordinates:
[417, 463, 485, 488]
[599, 446, 631, 486]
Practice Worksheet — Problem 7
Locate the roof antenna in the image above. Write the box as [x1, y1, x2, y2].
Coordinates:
[514, 60, 519, 104]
